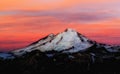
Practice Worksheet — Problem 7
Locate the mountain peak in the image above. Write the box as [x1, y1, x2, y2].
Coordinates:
[64, 28, 76, 32]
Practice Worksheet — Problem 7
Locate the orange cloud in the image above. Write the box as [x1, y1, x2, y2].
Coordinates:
[0, 0, 118, 10]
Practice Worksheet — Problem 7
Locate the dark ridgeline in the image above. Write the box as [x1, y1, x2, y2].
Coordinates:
[1, 49, 120, 74]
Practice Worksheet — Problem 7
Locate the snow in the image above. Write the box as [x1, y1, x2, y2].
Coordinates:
[37, 28, 93, 53]
[46, 54, 54, 57]
[90, 53, 96, 63]
[0, 53, 15, 59]
[104, 45, 120, 52]
[13, 34, 55, 56]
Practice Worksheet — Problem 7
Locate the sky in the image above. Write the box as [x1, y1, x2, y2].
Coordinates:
[0, 0, 120, 51]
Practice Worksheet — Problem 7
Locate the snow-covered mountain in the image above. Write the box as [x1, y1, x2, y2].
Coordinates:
[13, 28, 94, 56]
[0, 28, 120, 59]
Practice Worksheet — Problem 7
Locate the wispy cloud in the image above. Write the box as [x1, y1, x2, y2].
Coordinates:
[0, 10, 116, 24]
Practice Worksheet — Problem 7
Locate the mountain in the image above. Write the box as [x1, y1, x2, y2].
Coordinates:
[13, 28, 93, 55]
[0, 28, 120, 74]
[12, 28, 120, 55]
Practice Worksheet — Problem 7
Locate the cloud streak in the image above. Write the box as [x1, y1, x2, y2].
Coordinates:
[0, 10, 116, 23]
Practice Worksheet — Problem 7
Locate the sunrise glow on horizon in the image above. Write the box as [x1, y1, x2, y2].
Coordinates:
[0, 0, 120, 51]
